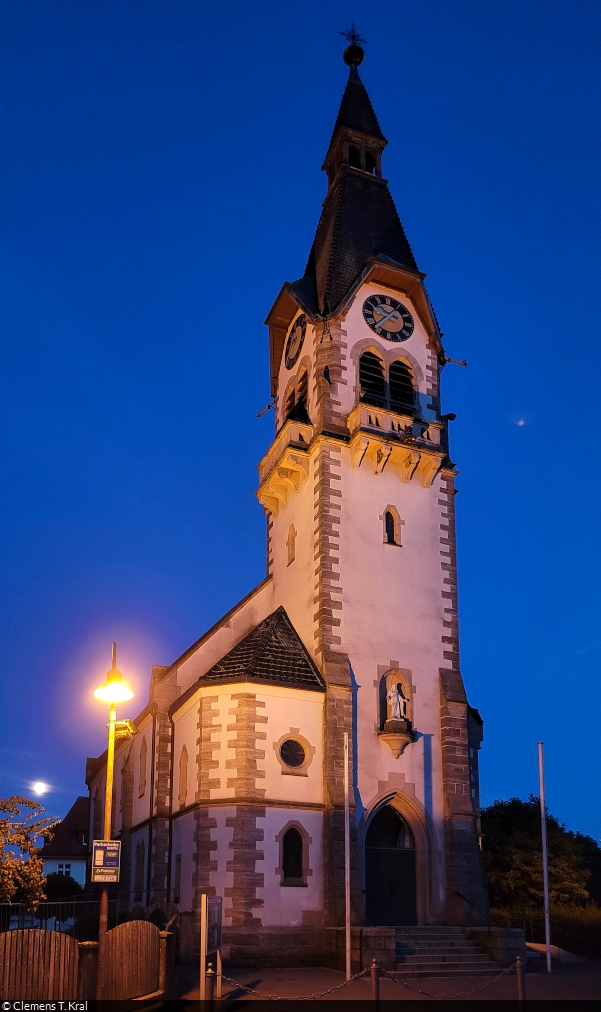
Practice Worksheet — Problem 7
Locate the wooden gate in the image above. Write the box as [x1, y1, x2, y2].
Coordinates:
[0, 929, 79, 999]
[104, 919, 160, 999]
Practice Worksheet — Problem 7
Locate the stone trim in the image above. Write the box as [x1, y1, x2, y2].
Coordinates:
[196, 695, 221, 802]
[225, 807, 265, 926]
[226, 693, 267, 799]
[438, 469, 460, 669]
[192, 807, 218, 913]
[313, 446, 345, 672]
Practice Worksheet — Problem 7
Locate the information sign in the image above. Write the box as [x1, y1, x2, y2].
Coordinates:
[207, 896, 222, 953]
[91, 839, 121, 882]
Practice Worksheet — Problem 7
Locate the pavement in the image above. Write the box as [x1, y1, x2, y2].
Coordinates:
[174, 958, 601, 1002]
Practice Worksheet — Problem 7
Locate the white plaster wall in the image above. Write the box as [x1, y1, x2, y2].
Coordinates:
[172, 696, 198, 809]
[340, 282, 437, 421]
[171, 809, 196, 911]
[256, 808, 324, 926]
[337, 457, 447, 850]
[131, 714, 153, 828]
[256, 688, 324, 805]
[175, 580, 274, 694]
[267, 456, 318, 659]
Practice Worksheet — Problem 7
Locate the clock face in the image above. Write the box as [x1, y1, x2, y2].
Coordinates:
[362, 295, 414, 342]
[285, 314, 307, 369]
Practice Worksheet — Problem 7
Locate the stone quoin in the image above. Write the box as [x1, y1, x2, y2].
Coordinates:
[85, 39, 490, 964]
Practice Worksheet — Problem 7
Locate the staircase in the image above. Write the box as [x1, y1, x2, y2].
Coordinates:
[393, 926, 502, 977]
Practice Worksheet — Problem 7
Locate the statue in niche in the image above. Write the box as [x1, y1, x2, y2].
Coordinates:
[386, 682, 408, 721]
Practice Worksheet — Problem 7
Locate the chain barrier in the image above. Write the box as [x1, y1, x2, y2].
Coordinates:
[382, 962, 515, 999]
[218, 966, 370, 1000]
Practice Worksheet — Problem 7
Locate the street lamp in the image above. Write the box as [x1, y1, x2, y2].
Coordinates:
[93, 643, 134, 995]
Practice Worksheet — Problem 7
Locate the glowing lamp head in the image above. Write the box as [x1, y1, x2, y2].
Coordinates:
[94, 643, 134, 703]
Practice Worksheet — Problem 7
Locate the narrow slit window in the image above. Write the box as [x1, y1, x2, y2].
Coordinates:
[138, 736, 147, 798]
[385, 510, 396, 544]
[178, 745, 188, 807]
[174, 854, 182, 904]
[287, 524, 296, 565]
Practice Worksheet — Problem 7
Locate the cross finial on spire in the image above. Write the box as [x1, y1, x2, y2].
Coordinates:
[340, 24, 367, 67]
[340, 24, 367, 47]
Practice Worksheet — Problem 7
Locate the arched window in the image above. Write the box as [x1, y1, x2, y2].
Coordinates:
[134, 839, 145, 902]
[287, 524, 296, 566]
[348, 144, 361, 168]
[385, 510, 396, 544]
[282, 827, 304, 883]
[284, 385, 295, 421]
[178, 745, 188, 808]
[138, 736, 147, 798]
[284, 370, 310, 424]
[389, 360, 415, 414]
[365, 150, 377, 174]
[359, 352, 386, 407]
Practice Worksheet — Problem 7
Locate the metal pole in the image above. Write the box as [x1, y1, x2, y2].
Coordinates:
[370, 958, 380, 1007]
[206, 961, 215, 1009]
[516, 955, 526, 1001]
[343, 732, 351, 980]
[538, 742, 552, 974]
[200, 893, 207, 1001]
[97, 666, 117, 998]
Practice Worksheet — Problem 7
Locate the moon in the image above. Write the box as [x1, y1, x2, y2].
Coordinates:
[32, 782, 47, 795]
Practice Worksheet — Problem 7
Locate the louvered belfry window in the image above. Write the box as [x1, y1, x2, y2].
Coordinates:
[389, 360, 415, 414]
[359, 352, 386, 406]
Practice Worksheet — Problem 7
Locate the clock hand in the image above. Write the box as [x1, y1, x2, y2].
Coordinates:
[373, 307, 400, 327]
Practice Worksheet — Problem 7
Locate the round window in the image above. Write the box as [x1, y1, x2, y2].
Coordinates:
[280, 739, 306, 768]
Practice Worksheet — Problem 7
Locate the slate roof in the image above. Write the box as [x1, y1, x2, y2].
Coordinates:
[304, 169, 418, 315]
[326, 64, 386, 154]
[40, 796, 89, 859]
[296, 64, 418, 316]
[201, 606, 325, 690]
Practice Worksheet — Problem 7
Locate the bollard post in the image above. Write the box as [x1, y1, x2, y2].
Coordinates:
[370, 958, 380, 1007]
[206, 961, 216, 1008]
[516, 955, 526, 1002]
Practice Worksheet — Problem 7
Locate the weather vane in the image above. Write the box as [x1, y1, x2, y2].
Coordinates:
[340, 24, 367, 67]
[340, 24, 367, 47]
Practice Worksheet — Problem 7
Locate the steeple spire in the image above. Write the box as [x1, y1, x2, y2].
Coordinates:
[300, 36, 418, 316]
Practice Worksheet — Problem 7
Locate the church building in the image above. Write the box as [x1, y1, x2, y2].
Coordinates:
[86, 39, 490, 963]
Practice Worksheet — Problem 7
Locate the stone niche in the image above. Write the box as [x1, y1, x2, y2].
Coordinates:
[378, 669, 416, 757]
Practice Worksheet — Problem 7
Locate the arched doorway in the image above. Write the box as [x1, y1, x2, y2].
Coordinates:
[365, 804, 417, 925]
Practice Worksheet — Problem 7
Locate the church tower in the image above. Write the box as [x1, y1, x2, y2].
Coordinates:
[86, 38, 490, 968]
[259, 40, 489, 929]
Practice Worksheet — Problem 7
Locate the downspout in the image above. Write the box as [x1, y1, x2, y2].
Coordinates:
[146, 704, 157, 903]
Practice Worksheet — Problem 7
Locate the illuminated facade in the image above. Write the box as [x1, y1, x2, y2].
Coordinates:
[86, 43, 489, 960]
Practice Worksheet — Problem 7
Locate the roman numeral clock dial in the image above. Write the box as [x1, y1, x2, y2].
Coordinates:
[362, 295, 414, 341]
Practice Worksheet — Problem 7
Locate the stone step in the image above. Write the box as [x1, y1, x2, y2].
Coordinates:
[396, 940, 486, 951]
[393, 965, 507, 979]
[397, 952, 494, 965]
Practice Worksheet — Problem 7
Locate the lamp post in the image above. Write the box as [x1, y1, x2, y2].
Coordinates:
[93, 643, 134, 997]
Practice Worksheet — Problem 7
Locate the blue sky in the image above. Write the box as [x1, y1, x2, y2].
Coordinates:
[0, 0, 600, 841]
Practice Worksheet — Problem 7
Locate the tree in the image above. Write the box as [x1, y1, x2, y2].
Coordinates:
[481, 796, 592, 910]
[43, 872, 83, 901]
[0, 796, 59, 907]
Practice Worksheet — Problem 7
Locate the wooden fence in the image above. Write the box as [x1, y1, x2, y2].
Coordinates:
[103, 919, 161, 999]
[0, 929, 79, 999]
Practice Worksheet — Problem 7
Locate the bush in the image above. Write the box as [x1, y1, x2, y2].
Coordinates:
[492, 903, 601, 960]
[43, 872, 83, 900]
